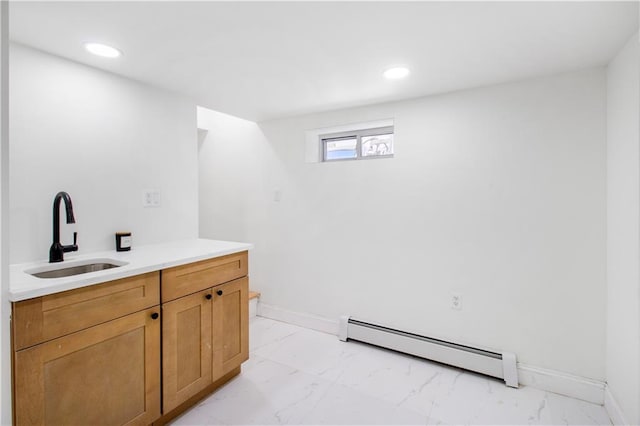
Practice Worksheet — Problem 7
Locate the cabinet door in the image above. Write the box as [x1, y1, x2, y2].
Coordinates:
[162, 289, 213, 413]
[14, 307, 161, 426]
[212, 276, 249, 379]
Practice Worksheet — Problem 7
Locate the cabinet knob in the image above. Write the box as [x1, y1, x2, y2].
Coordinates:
[216, 290, 223, 296]
[205, 294, 212, 300]
[151, 312, 159, 320]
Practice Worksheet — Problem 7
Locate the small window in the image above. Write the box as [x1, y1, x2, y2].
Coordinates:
[321, 126, 394, 162]
[325, 137, 358, 161]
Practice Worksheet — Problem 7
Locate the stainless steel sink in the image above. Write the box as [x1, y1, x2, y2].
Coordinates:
[26, 259, 128, 279]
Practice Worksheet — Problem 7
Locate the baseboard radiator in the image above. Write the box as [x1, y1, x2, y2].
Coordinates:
[339, 316, 518, 388]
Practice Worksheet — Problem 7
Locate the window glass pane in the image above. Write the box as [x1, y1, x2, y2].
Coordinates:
[325, 138, 357, 160]
[362, 134, 393, 157]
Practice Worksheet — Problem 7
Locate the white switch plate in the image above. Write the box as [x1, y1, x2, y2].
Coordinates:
[142, 189, 161, 208]
[451, 292, 462, 310]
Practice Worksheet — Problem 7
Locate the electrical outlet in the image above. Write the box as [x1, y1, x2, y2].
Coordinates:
[451, 292, 462, 310]
[142, 189, 161, 208]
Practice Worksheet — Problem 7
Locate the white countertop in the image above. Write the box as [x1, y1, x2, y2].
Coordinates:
[9, 238, 253, 301]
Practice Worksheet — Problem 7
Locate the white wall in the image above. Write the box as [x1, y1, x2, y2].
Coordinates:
[198, 107, 266, 243]
[606, 33, 640, 425]
[10, 44, 198, 264]
[199, 68, 607, 380]
[0, 3, 10, 424]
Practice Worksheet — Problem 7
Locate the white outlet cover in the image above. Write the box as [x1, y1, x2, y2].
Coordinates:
[451, 292, 462, 310]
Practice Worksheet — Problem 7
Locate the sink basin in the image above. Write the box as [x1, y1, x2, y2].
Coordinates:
[26, 258, 128, 279]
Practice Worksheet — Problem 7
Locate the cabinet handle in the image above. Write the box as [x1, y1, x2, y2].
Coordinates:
[216, 290, 223, 296]
[205, 294, 212, 300]
[151, 312, 159, 320]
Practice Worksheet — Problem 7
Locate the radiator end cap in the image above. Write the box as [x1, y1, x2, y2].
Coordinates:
[502, 351, 519, 388]
[338, 315, 350, 341]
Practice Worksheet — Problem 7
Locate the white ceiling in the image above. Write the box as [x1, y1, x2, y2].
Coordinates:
[9, 1, 639, 122]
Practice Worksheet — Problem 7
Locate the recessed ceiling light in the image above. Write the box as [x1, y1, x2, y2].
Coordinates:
[383, 67, 410, 80]
[84, 42, 122, 58]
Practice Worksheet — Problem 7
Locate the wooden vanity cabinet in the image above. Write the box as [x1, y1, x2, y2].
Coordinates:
[11, 251, 249, 426]
[160, 252, 249, 418]
[12, 272, 162, 426]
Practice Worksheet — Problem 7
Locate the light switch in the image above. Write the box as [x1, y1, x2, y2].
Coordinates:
[143, 189, 161, 207]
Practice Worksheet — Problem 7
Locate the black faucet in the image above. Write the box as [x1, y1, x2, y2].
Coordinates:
[49, 191, 78, 263]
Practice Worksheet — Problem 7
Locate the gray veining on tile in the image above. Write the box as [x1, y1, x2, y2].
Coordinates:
[171, 317, 612, 426]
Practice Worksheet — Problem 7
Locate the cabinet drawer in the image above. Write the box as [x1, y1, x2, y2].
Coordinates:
[13, 272, 160, 350]
[162, 251, 248, 302]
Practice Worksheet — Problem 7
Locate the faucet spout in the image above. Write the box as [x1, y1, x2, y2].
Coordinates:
[50, 191, 78, 263]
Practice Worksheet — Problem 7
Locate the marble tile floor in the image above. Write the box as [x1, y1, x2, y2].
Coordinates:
[172, 317, 611, 426]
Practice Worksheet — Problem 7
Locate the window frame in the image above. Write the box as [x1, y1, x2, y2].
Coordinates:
[320, 126, 394, 162]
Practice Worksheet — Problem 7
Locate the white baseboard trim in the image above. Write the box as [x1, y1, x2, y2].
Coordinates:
[517, 363, 605, 404]
[257, 303, 339, 335]
[604, 384, 629, 425]
[256, 303, 605, 405]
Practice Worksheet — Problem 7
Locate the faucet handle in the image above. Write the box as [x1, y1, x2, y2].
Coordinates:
[63, 232, 79, 253]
